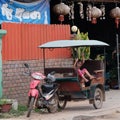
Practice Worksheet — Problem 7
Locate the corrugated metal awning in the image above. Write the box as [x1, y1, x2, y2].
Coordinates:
[38, 40, 109, 48]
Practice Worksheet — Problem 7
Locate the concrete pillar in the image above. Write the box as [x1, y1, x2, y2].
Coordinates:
[0, 29, 7, 98]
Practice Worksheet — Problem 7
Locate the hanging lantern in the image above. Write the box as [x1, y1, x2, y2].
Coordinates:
[69, 2, 74, 20]
[86, 3, 92, 21]
[100, 4, 106, 20]
[53, 2, 70, 24]
[110, 7, 120, 28]
[78, 2, 84, 19]
[91, 6, 102, 24]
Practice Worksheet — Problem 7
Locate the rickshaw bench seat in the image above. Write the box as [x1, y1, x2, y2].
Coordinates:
[44, 67, 75, 76]
[81, 60, 104, 76]
[45, 60, 104, 77]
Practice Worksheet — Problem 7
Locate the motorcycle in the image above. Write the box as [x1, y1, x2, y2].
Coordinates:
[24, 63, 59, 117]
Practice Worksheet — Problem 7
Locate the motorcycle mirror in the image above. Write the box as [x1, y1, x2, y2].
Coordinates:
[24, 63, 29, 68]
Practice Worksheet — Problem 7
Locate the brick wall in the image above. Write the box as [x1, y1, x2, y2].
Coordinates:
[2, 58, 73, 105]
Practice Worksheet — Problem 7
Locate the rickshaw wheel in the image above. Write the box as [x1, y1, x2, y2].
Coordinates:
[58, 99, 67, 109]
[93, 88, 103, 109]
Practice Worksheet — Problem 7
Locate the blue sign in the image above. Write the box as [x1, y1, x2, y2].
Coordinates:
[0, 0, 50, 24]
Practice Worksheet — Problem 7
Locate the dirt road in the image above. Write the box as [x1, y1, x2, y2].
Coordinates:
[1, 90, 120, 120]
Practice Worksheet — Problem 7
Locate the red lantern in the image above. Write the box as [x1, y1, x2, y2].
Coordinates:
[53, 2, 70, 24]
[91, 6, 102, 24]
[110, 7, 120, 28]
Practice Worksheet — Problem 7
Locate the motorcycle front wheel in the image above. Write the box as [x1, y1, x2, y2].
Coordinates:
[58, 99, 67, 110]
[47, 94, 58, 113]
[27, 97, 35, 117]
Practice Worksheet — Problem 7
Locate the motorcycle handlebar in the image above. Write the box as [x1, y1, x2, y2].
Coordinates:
[23, 63, 31, 76]
[24, 63, 29, 68]
[49, 71, 56, 75]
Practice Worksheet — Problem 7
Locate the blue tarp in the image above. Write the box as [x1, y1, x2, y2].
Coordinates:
[0, 0, 50, 24]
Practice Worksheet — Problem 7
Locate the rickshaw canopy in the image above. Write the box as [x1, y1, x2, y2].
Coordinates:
[38, 40, 109, 48]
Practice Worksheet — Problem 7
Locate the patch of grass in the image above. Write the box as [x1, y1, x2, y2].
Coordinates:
[0, 105, 28, 118]
[9, 105, 27, 116]
[17, 105, 27, 112]
[35, 108, 40, 113]
[0, 113, 12, 118]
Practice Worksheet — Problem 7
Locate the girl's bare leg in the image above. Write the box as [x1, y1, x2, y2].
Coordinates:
[85, 70, 95, 79]
[81, 79, 85, 87]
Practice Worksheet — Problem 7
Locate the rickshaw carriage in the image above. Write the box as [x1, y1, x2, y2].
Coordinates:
[38, 40, 109, 110]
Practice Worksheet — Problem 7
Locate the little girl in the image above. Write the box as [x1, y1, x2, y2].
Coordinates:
[73, 57, 95, 87]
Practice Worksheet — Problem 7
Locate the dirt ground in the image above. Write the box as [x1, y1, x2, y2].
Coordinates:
[1, 89, 120, 120]
[2, 103, 120, 120]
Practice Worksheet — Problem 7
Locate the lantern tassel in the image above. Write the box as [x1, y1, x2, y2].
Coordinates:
[58, 15, 64, 24]
[91, 18, 97, 24]
[115, 18, 120, 28]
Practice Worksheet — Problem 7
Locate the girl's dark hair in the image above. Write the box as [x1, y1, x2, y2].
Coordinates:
[77, 59, 82, 62]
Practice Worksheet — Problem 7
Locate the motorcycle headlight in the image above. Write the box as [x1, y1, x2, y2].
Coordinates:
[31, 72, 46, 80]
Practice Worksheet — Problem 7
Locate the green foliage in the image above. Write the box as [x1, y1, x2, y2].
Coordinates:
[74, 30, 89, 40]
[95, 54, 104, 60]
[0, 99, 12, 105]
[72, 29, 90, 60]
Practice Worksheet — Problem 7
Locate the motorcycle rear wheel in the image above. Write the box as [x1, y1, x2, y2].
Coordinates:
[47, 94, 58, 113]
[27, 97, 35, 117]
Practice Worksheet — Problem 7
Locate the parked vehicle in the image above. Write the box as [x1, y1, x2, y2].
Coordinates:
[38, 40, 109, 110]
[24, 63, 59, 117]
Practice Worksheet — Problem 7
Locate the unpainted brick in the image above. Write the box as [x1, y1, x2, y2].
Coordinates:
[2, 59, 73, 105]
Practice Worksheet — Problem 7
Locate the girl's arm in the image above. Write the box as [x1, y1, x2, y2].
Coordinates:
[73, 58, 78, 69]
[81, 52, 85, 64]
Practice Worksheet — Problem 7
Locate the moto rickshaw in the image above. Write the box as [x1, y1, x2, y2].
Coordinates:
[38, 40, 109, 110]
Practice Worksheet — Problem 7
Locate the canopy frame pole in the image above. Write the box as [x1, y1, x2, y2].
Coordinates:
[116, 34, 120, 89]
[103, 47, 106, 86]
[42, 48, 46, 74]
